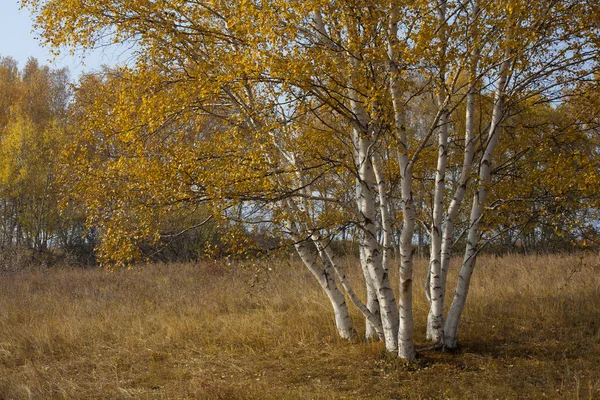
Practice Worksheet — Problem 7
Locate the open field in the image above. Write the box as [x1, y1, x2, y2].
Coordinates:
[0, 253, 599, 399]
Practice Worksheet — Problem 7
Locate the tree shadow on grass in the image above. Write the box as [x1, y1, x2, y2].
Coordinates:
[433, 289, 600, 365]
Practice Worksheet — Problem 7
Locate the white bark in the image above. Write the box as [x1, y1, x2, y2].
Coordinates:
[285, 193, 358, 341]
[426, 109, 448, 344]
[428, 0, 480, 346]
[354, 127, 399, 352]
[439, 70, 477, 308]
[345, 21, 398, 351]
[239, 90, 358, 342]
[387, 3, 416, 361]
[359, 236, 382, 340]
[372, 153, 393, 274]
[314, 238, 385, 340]
[426, 0, 451, 344]
[295, 239, 356, 339]
[287, 219, 356, 339]
[397, 155, 417, 360]
[444, 59, 511, 349]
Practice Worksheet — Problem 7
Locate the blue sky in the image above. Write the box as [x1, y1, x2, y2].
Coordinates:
[0, 1, 121, 77]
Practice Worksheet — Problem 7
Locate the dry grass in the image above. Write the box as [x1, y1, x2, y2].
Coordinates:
[0, 253, 599, 399]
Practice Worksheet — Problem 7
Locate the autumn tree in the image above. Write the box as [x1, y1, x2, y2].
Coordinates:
[0, 57, 81, 268]
[22, 0, 600, 359]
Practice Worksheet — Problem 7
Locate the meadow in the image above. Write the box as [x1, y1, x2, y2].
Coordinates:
[0, 253, 599, 399]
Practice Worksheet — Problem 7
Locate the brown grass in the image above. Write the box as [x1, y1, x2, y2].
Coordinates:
[0, 253, 599, 399]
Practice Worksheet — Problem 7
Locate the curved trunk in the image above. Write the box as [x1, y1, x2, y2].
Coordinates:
[316, 239, 385, 340]
[439, 74, 477, 308]
[445, 59, 510, 349]
[293, 234, 356, 339]
[283, 192, 356, 340]
[432, 1, 481, 345]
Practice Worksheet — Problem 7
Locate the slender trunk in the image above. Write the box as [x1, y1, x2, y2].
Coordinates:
[398, 156, 416, 359]
[314, 238, 385, 340]
[354, 127, 399, 352]
[242, 89, 357, 342]
[388, 3, 416, 360]
[284, 213, 355, 339]
[285, 194, 356, 340]
[359, 238, 382, 340]
[445, 59, 510, 349]
[427, 110, 448, 343]
[294, 238, 355, 339]
[16, 201, 22, 247]
[345, 19, 398, 351]
[439, 78, 476, 299]
[437, 1, 480, 341]
[372, 153, 393, 273]
[418, 223, 424, 258]
[426, 0, 450, 345]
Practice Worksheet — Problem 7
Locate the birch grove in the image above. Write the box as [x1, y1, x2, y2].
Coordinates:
[21, 0, 600, 360]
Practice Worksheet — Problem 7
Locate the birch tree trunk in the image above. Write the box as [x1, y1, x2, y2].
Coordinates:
[387, 3, 416, 361]
[286, 218, 356, 339]
[425, 1, 481, 347]
[354, 127, 399, 352]
[426, 109, 449, 344]
[359, 238, 383, 340]
[397, 153, 417, 360]
[314, 8, 389, 343]
[439, 69, 478, 312]
[345, 17, 398, 351]
[283, 167, 360, 341]
[295, 239, 356, 339]
[243, 87, 358, 342]
[426, 0, 450, 345]
[366, 152, 394, 341]
[314, 237, 385, 340]
[372, 153, 394, 274]
[444, 59, 510, 349]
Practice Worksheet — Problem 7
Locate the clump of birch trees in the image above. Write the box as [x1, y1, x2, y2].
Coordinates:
[21, 0, 600, 359]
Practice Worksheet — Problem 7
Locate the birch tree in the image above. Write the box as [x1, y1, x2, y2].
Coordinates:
[436, 0, 600, 348]
[23, 0, 600, 359]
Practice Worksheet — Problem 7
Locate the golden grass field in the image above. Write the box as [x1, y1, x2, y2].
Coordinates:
[0, 253, 599, 399]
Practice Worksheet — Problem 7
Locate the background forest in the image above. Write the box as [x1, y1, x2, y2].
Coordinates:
[1, 55, 598, 269]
